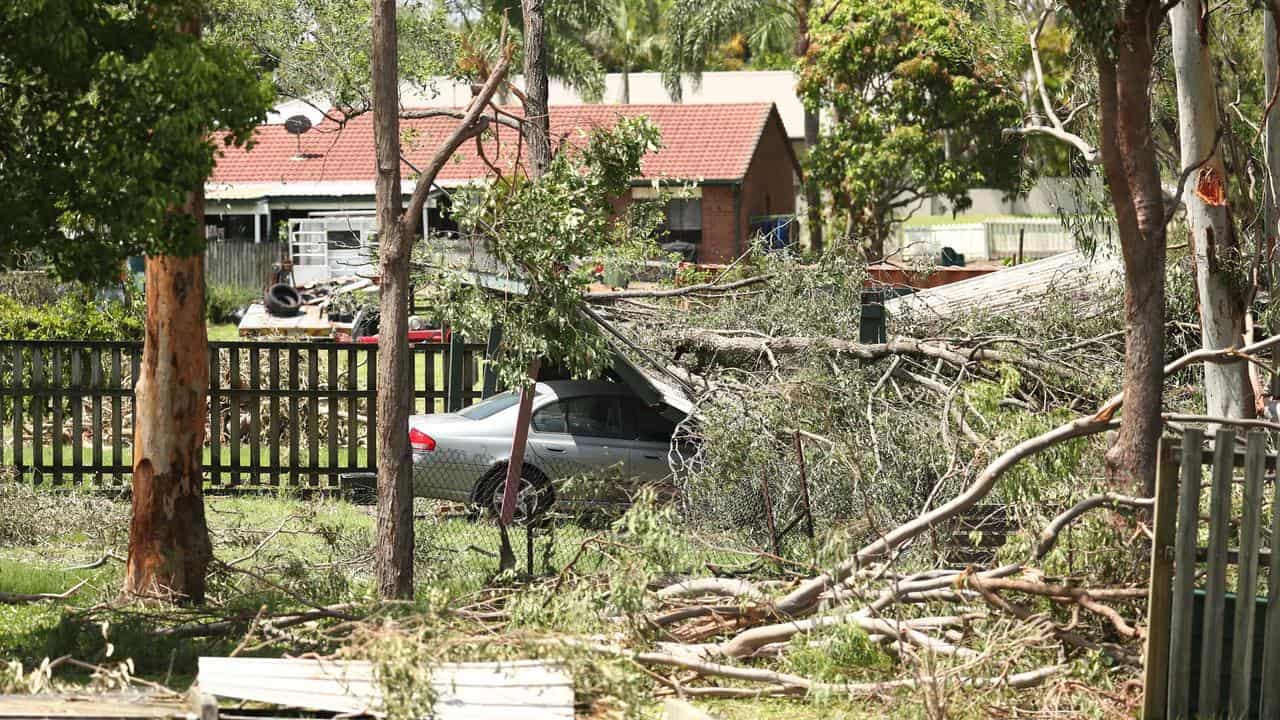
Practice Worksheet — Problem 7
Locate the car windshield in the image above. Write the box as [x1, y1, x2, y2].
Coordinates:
[457, 390, 523, 420]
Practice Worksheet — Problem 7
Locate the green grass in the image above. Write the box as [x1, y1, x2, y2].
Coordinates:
[207, 323, 240, 341]
[0, 489, 889, 718]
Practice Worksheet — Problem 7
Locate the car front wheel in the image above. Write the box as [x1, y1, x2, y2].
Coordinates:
[473, 465, 554, 524]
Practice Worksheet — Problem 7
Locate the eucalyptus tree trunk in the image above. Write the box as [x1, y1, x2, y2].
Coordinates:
[125, 13, 213, 604]
[523, 0, 551, 176]
[1070, 0, 1167, 496]
[127, 250, 213, 602]
[371, 0, 415, 599]
[1170, 0, 1253, 421]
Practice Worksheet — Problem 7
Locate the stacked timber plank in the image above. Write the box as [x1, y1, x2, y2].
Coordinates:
[196, 656, 574, 719]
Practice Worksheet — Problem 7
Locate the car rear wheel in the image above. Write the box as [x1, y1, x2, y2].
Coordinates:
[474, 465, 554, 525]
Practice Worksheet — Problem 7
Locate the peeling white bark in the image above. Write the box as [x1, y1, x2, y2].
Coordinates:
[1170, 0, 1253, 421]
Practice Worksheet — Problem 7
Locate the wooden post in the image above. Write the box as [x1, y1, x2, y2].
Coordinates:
[482, 326, 502, 399]
[1140, 437, 1179, 720]
[1228, 432, 1266, 718]
[1198, 429, 1236, 716]
[447, 331, 465, 412]
[1167, 428, 1203, 718]
[1016, 227, 1025, 265]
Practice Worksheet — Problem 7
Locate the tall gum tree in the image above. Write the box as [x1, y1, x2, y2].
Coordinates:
[1062, 0, 1168, 495]
[0, 0, 269, 602]
[1169, 0, 1252, 422]
[370, 0, 511, 598]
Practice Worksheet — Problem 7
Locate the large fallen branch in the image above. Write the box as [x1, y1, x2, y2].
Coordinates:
[1034, 493, 1152, 560]
[736, 333, 1280, 623]
[672, 332, 1080, 380]
[584, 275, 771, 301]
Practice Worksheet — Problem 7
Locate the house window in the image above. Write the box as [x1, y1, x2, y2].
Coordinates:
[663, 198, 702, 245]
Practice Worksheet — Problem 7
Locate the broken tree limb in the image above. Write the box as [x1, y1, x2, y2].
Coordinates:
[584, 275, 771, 301]
[717, 608, 976, 660]
[750, 333, 1280, 624]
[972, 577, 1142, 639]
[1035, 493, 1152, 560]
[570, 640, 1064, 697]
[152, 603, 358, 639]
[655, 578, 766, 602]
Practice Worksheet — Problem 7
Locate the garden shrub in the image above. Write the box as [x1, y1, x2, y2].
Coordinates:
[206, 283, 258, 324]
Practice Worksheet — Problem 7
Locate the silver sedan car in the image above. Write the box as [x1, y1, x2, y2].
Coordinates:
[410, 380, 684, 520]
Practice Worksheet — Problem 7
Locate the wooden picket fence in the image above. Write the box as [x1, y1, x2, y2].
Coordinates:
[0, 337, 495, 489]
[204, 241, 279, 291]
[1143, 428, 1280, 719]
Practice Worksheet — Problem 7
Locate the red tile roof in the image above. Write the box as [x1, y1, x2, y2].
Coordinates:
[210, 103, 781, 188]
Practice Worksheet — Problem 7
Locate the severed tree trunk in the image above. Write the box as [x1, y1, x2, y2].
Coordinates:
[125, 13, 213, 604]
[1170, 0, 1253, 421]
[1266, 1, 1280, 398]
[1071, 0, 1167, 496]
[371, 0, 414, 599]
[494, 0, 554, 570]
[126, 214, 213, 602]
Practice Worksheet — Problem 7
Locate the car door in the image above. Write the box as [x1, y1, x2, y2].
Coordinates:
[623, 398, 679, 483]
[528, 395, 629, 503]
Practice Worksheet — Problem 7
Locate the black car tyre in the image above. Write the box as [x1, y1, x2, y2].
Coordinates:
[264, 283, 302, 317]
[473, 464, 554, 525]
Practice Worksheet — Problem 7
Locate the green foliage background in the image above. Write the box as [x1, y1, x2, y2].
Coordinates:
[0, 0, 272, 285]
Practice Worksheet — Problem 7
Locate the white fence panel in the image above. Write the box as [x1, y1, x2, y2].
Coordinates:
[901, 223, 987, 260]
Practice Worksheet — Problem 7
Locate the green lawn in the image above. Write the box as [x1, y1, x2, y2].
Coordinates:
[207, 322, 240, 341]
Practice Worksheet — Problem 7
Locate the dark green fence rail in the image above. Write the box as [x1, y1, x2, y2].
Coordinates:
[0, 338, 493, 488]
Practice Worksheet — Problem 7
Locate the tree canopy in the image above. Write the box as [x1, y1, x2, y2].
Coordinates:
[0, 0, 271, 284]
[798, 0, 1022, 256]
[207, 0, 455, 118]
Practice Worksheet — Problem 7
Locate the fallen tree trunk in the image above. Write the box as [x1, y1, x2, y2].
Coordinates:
[672, 332, 1080, 380]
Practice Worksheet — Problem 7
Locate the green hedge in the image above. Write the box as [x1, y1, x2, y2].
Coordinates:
[0, 289, 144, 341]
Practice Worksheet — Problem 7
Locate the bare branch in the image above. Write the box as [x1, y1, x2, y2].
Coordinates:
[584, 275, 771, 301]
[0, 578, 89, 604]
[401, 44, 514, 238]
[1004, 6, 1101, 164]
[1035, 493, 1152, 560]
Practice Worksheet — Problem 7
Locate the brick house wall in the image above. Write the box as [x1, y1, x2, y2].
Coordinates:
[736, 112, 799, 257]
[602, 107, 799, 264]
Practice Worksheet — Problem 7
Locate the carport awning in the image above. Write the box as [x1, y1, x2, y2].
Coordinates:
[609, 350, 694, 417]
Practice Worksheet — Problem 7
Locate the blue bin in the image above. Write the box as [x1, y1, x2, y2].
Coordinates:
[751, 215, 795, 252]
